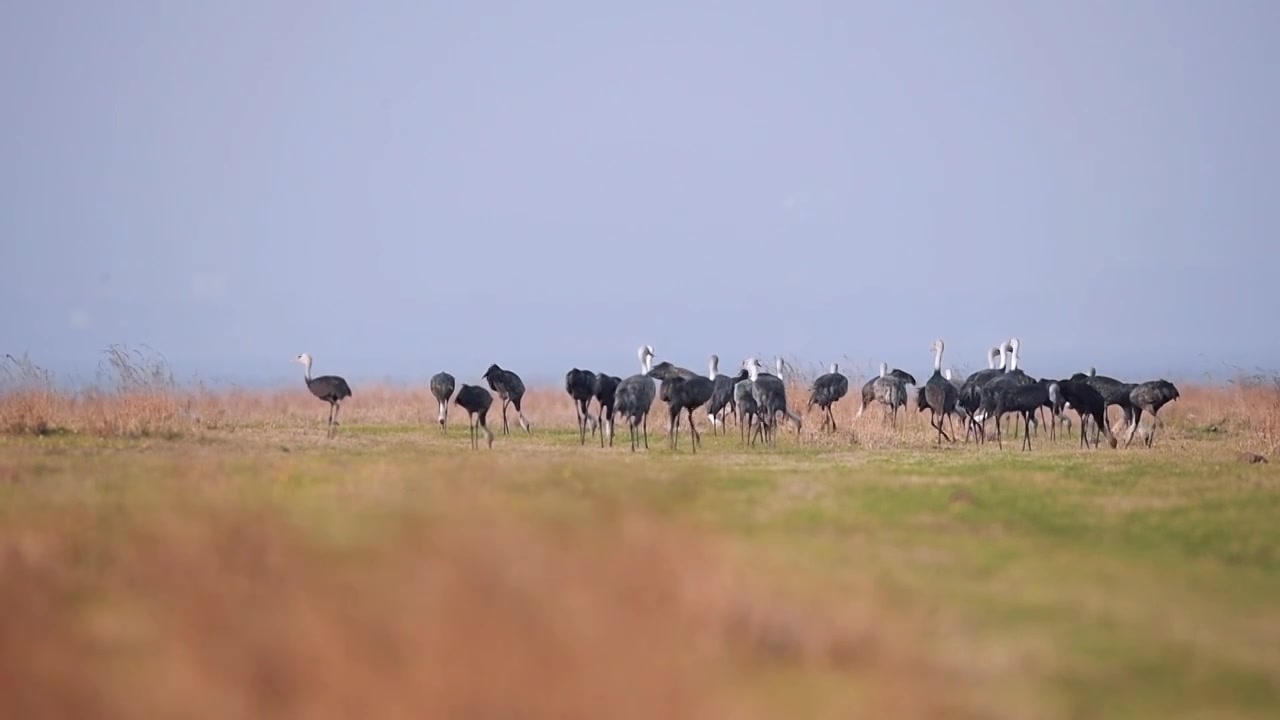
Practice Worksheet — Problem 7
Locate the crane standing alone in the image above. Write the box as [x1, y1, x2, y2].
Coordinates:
[295, 353, 352, 438]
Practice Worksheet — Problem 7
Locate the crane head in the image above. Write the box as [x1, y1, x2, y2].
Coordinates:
[295, 353, 312, 366]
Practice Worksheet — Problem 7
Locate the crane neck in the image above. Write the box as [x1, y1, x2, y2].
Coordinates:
[933, 343, 943, 372]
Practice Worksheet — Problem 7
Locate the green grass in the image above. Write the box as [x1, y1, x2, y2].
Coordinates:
[2, 425, 1278, 719]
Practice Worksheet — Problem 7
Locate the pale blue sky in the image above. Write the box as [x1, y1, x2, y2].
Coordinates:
[3, 1, 1277, 387]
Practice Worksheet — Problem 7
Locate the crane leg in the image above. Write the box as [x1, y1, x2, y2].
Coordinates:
[1124, 408, 1143, 448]
[933, 411, 953, 444]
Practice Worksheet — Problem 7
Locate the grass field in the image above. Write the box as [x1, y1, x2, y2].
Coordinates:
[2, 354, 1279, 719]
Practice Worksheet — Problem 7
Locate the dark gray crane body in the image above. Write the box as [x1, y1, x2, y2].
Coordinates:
[296, 353, 352, 438]
[808, 364, 849, 432]
[482, 364, 531, 435]
[565, 368, 599, 445]
[454, 384, 494, 449]
[592, 373, 622, 447]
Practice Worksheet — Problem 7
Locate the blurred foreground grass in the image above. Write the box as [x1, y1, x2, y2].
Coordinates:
[1, 427, 1278, 719]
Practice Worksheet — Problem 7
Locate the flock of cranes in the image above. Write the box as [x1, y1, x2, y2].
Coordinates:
[293, 339, 1182, 452]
